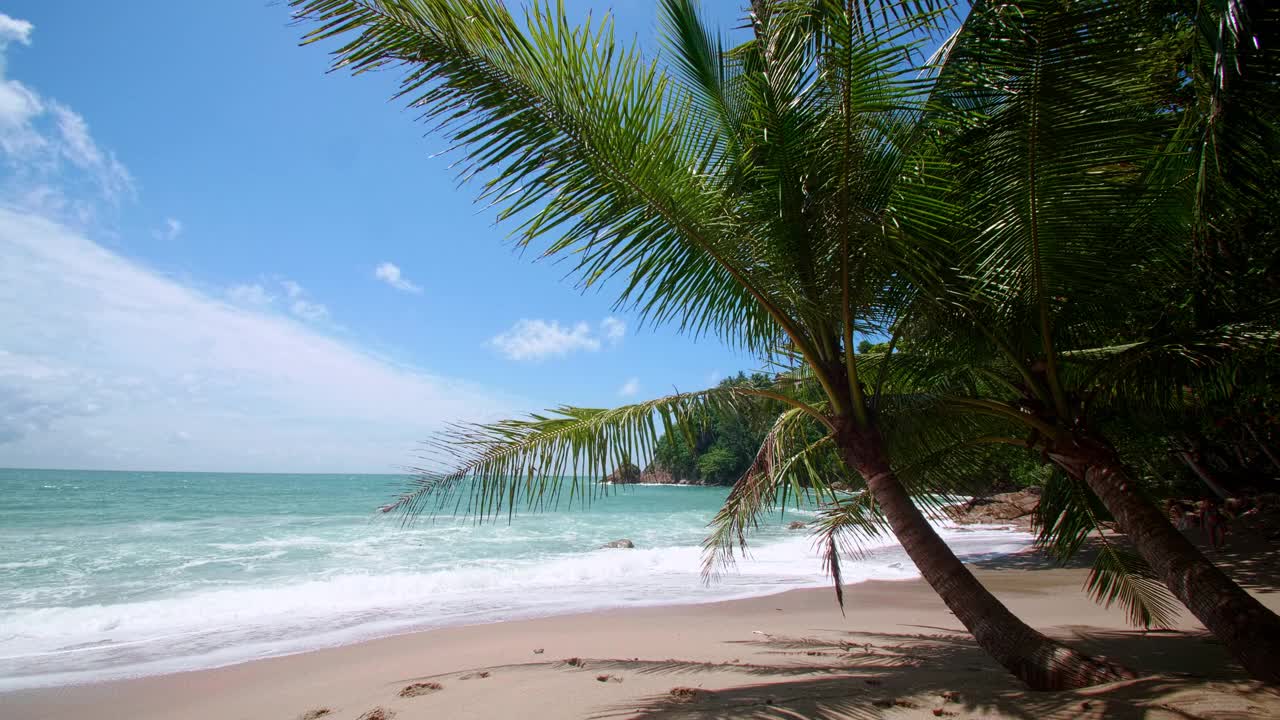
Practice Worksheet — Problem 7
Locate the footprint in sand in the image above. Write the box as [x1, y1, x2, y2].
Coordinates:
[399, 682, 444, 698]
[298, 710, 331, 720]
[356, 709, 394, 720]
[669, 687, 706, 703]
[460, 671, 491, 680]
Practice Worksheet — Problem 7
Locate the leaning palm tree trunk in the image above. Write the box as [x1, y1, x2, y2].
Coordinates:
[1176, 450, 1231, 500]
[837, 423, 1135, 689]
[1051, 436, 1280, 684]
[294, 0, 1137, 691]
[923, 0, 1280, 682]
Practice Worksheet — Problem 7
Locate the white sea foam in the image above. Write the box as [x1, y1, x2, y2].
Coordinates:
[0, 521, 1029, 691]
[0, 471, 1032, 691]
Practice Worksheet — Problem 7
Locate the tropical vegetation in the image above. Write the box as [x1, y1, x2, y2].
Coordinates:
[293, 0, 1280, 688]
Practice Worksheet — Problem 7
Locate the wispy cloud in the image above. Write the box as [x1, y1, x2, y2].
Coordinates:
[0, 209, 516, 472]
[227, 278, 328, 323]
[154, 217, 182, 241]
[601, 316, 626, 343]
[618, 377, 640, 397]
[0, 14, 134, 218]
[374, 261, 422, 294]
[280, 278, 328, 322]
[227, 283, 274, 306]
[489, 317, 627, 361]
[0, 14, 33, 50]
[48, 102, 133, 202]
[0, 12, 518, 472]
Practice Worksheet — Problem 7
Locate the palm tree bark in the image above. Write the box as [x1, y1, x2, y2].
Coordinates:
[1177, 451, 1231, 500]
[834, 422, 1136, 690]
[1243, 423, 1280, 475]
[1051, 434, 1280, 684]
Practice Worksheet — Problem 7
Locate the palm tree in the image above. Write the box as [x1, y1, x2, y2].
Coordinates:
[897, 0, 1280, 681]
[293, 0, 1134, 690]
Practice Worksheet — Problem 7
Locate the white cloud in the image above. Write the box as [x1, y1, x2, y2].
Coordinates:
[289, 297, 329, 322]
[0, 209, 516, 472]
[618, 377, 640, 397]
[284, 283, 326, 321]
[0, 30, 44, 156]
[227, 283, 274, 306]
[228, 278, 327, 321]
[489, 319, 602, 360]
[374, 261, 422, 294]
[0, 16, 134, 214]
[275, 278, 328, 321]
[488, 316, 629, 361]
[0, 14, 33, 50]
[600, 316, 626, 343]
[154, 217, 182, 241]
[709, 370, 722, 385]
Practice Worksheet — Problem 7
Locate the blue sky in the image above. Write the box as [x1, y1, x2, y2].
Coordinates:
[0, 1, 756, 472]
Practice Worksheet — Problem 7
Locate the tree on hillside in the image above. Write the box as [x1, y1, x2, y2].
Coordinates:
[650, 372, 781, 484]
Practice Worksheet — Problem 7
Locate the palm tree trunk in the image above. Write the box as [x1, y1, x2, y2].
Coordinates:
[1177, 451, 1231, 500]
[1051, 434, 1280, 684]
[1243, 423, 1280, 474]
[834, 422, 1135, 690]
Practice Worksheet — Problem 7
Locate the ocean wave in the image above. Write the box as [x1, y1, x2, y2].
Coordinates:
[0, 523, 1031, 691]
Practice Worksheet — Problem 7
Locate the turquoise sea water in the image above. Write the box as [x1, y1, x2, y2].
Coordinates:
[0, 468, 1031, 690]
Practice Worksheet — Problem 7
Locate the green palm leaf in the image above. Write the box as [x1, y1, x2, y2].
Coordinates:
[393, 378, 823, 522]
[1035, 472, 1179, 629]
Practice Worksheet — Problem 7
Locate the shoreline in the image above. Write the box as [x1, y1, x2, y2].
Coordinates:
[1, 503, 1032, 694]
[10, 551, 1280, 720]
[1, 569, 847, 694]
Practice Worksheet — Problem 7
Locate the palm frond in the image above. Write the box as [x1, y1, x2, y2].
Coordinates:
[393, 379, 819, 523]
[1085, 542, 1181, 630]
[292, 0, 784, 353]
[927, 0, 1182, 400]
[702, 406, 838, 576]
[812, 489, 894, 611]
[1035, 471, 1179, 628]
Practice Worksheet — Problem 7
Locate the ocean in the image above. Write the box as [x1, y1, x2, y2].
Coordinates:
[0, 468, 1031, 691]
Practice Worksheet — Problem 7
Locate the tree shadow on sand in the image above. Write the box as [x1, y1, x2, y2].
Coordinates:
[583, 628, 1279, 720]
[966, 534, 1280, 594]
[1200, 540, 1280, 594]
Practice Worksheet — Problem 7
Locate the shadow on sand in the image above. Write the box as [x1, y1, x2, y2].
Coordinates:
[580, 627, 1278, 719]
[577, 542, 1280, 720]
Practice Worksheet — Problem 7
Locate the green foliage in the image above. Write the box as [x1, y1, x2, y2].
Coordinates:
[650, 372, 784, 485]
[695, 447, 740, 484]
[1035, 472, 1180, 629]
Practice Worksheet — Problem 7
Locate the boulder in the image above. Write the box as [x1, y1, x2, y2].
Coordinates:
[787, 520, 807, 530]
[943, 488, 1041, 526]
[637, 466, 678, 484]
[605, 462, 642, 484]
[601, 538, 635, 549]
[635, 465, 705, 485]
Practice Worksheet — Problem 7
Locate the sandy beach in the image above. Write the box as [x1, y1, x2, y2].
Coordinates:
[8, 549, 1279, 720]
